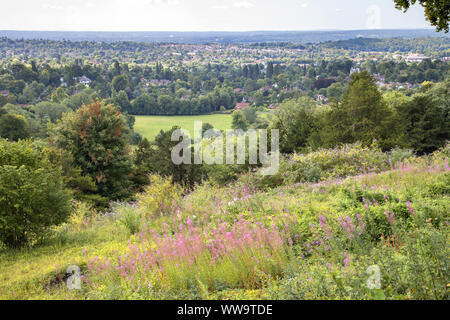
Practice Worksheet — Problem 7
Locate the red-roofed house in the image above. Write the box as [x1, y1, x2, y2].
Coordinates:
[235, 102, 250, 110]
[0, 90, 9, 99]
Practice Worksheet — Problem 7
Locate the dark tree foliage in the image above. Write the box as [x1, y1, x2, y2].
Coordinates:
[135, 128, 206, 189]
[0, 114, 30, 141]
[316, 72, 395, 150]
[394, 0, 450, 33]
[396, 79, 450, 154]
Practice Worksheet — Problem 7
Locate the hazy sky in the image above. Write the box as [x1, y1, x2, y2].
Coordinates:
[0, 0, 432, 31]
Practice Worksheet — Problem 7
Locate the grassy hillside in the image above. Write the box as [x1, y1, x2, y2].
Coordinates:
[134, 114, 232, 141]
[0, 145, 448, 300]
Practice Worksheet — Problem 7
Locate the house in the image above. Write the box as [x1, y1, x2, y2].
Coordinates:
[0, 90, 9, 99]
[373, 74, 385, 82]
[235, 102, 250, 110]
[405, 53, 429, 63]
[148, 79, 171, 86]
[373, 74, 386, 87]
[441, 57, 450, 62]
[258, 86, 271, 92]
[314, 94, 328, 104]
[350, 67, 361, 75]
[75, 76, 92, 87]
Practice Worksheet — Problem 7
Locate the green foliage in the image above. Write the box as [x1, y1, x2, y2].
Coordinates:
[49, 99, 133, 201]
[33, 101, 70, 123]
[0, 114, 29, 141]
[112, 75, 129, 92]
[231, 110, 249, 131]
[317, 72, 396, 150]
[284, 143, 389, 184]
[271, 97, 317, 153]
[394, 0, 449, 32]
[136, 174, 182, 218]
[134, 128, 205, 188]
[426, 172, 450, 196]
[0, 146, 448, 299]
[395, 80, 450, 154]
[115, 203, 142, 235]
[45, 147, 108, 208]
[0, 140, 71, 248]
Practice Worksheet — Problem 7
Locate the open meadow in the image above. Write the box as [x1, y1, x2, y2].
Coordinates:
[134, 115, 233, 141]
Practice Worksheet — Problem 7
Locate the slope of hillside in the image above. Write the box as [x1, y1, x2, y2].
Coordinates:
[0, 146, 448, 300]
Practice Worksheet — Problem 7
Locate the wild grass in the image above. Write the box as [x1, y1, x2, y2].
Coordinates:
[0, 145, 448, 300]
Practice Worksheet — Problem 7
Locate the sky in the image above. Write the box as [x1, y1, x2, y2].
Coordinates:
[0, 0, 432, 32]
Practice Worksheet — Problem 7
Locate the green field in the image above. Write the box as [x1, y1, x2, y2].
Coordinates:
[134, 114, 233, 141]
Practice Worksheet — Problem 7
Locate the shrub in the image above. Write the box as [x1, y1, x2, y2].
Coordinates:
[0, 140, 71, 248]
[388, 147, 415, 164]
[116, 203, 142, 235]
[137, 174, 182, 218]
[252, 143, 389, 188]
[67, 201, 97, 232]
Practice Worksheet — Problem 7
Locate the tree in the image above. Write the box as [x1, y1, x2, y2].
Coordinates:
[317, 72, 395, 150]
[49, 99, 134, 200]
[201, 123, 215, 136]
[0, 95, 7, 108]
[394, 0, 450, 32]
[112, 74, 129, 92]
[271, 97, 317, 153]
[34, 102, 70, 123]
[326, 82, 346, 100]
[51, 87, 69, 103]
[0, 140, 71, 248]
[135, 128, 205, 188]
[232, 110, 249, 131]
[0, 114, 30, 141]
[112, 90, 131, 111]
[266, 62, 274, 79]
[8, 80, 26, 95]
[396, 80, 450, 154]
[243, 107, 258, 125]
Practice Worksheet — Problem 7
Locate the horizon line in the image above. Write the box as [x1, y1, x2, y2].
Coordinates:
[0, 28, 439, 33]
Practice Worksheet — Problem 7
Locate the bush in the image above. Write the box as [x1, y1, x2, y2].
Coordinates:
[388, 147, 415, 165]
[137, 174, 182, 218]
[0, 140, 71, 248]
[249, 143, 390, 189]
[116, 203, 142, 235]
[285, 143, 389, 184]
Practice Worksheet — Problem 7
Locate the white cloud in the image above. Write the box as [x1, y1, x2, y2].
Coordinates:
[42, 3, 64, 10]
[167, 0, 180, 5]
[301, 2, 309, 8]
[233, 1, 255, 9]
[213, 5, 228, 10]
